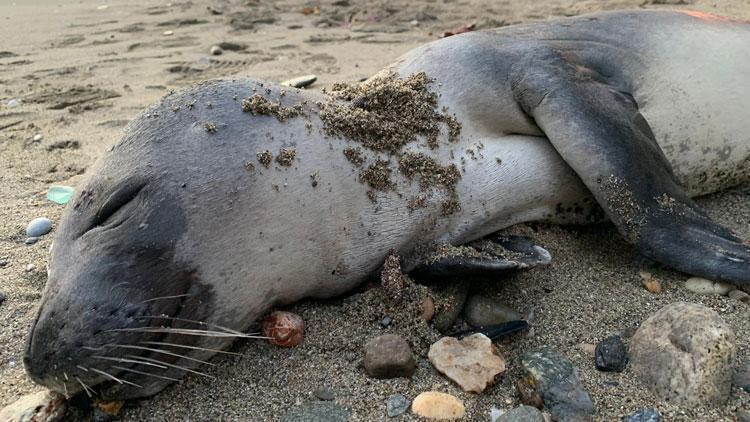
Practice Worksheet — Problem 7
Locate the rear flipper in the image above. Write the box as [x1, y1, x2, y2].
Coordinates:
[409, 235, 551, 281]
[510, 48, 750, 285]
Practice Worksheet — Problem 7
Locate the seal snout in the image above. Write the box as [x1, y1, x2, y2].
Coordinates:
[24, 291, 157, 394]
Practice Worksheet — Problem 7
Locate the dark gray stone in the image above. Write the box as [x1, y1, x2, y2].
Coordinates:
[623, 408, 661, 422]
[496, 405, 545, 422]
[0, 292, 6, 306]
[595, 335, 628, 372]
[386, 394, 410, 418]
[364, 334, 416, 379]
[522, 349, 594, 422]
[463, 295, 522, 328]
[380, 315, 392, 327]
[282, 401, 348, 422]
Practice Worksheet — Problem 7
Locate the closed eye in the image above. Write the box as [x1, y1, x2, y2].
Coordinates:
[83, 181, 146, 234]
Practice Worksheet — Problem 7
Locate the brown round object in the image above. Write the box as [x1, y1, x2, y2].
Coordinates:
[262, 311, 304, 347]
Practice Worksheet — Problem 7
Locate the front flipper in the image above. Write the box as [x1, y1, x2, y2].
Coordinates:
[409, 235, 551, 280]
[510, 48, 750, 285]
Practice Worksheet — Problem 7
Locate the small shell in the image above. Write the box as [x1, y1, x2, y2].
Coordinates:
[262, 311, 304, 347]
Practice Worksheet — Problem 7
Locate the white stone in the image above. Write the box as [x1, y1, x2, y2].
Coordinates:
[685, 277, 732, 295]
[428, 333, 506, 393]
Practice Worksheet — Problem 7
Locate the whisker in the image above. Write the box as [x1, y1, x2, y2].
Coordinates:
[62, 382, 69, 399]
[90, 368, 142, 388]
[75, 377, 95, 397]
[112, 365, 180, 382]
[92, 355, 168, 370]
[82, 346, 106, 352]
[135, 315, 245, 335]
[140, 294, 190, 304]
[76, 365, 89, 372]
[104, 344, 215, 366]
[106, 327, 270, 339]
[63, 372, 69, 381]
[124, 354, 215, 379]
[140, 341, 243, 356]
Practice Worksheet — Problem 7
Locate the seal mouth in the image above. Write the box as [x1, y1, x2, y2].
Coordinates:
[25, 270, 232, 400]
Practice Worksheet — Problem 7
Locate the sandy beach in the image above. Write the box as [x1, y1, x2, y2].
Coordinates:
[1, 0, 749, 420]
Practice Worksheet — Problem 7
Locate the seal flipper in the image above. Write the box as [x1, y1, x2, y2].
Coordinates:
[409, 235, 551, 280]
[510, 49, 750, 285]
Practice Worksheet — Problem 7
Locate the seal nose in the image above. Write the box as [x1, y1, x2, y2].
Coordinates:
[23, 291, 149, 390]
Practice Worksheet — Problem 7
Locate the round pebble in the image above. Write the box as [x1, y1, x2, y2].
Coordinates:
[209, 45, 223, 55]
[411, 391, 465, 420]
[684, 277, 732, 295]
[6, 98, 21, 108]
[33, 134, 43, 142]
[380, 315, 392, 327]
[26, 217, 53, 237]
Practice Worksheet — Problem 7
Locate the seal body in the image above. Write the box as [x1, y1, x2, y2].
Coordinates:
[24, 10, 750, 399]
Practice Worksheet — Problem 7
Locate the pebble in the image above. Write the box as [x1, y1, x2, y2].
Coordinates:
[163, 30, 174, 36]
[521, 349, 594, 421]
[411, 391, 465, 420]
[281, 74, 318, 89]
[684, 277, 732, 295]
[25, 237, 40, 245]
[26, 217, 53, 237]
[623, 408, 661, 422]
[6, 98, 21, 108]
[462, 295, 522, 327]
[734, 361, 750, 393]
[281, 401, 348, 422]
[639, 271, 662, 294]
[421, 296, 435, 321]
[363, 334, 416, 379]
[262, 311, 304, 347]
[0, 390, 66, 422]
[728, 289, 750, 304]
[313, 388, 335, 401]
[578, 343, 596, 357]
[428, 333, 505, 393]
[25, 264, 35, 272]
[380, 315, 392, 327]
[0, 292, 6, 306]
[594, 335, 628, 372]
[495, 405, 545, 422]
[386, 394, 410, 418]
[209, 45, 223, 55]
[629, 302, 736, 405]
[33, 134, 43, 142]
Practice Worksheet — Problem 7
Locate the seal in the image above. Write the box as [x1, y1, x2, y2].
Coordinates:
[24, 10, 750, 399]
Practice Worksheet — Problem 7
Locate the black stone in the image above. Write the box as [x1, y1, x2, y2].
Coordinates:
[595, 335, 628, 372]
